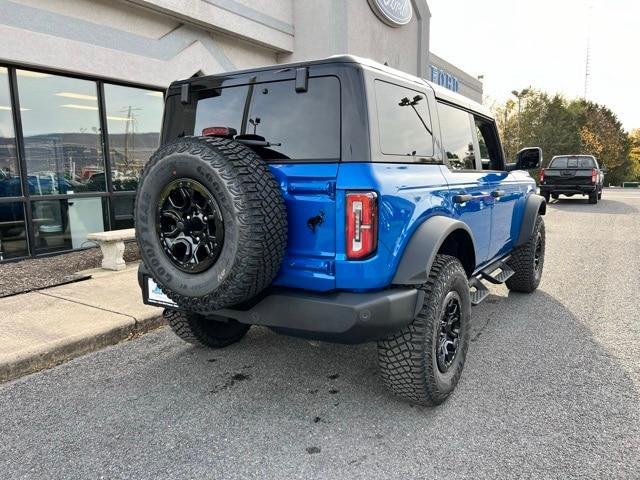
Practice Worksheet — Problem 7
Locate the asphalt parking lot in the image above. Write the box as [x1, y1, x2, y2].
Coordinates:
[1, 188, 639, 480]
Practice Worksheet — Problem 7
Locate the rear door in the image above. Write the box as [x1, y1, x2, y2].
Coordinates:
[436, 102, 493, 266]
[473, 115, 524, 260]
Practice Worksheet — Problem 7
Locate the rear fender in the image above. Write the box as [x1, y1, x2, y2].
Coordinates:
[392, 216, 475, 285]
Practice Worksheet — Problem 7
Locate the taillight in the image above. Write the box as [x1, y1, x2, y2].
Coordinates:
[591, 168, 597, 184]
[346, 192, 378, 260]
[539, 168, 545, 183]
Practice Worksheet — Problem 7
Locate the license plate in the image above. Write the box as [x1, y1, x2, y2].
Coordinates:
[145, 277, 178, 308]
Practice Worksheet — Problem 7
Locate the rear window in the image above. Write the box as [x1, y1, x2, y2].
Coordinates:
[194, 76, 340, 161]
[550, 156, 596, 168]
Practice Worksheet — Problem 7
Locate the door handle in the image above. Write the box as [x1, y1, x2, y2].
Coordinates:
[491, 190, 506, 198]
[453, 194, 473, 204]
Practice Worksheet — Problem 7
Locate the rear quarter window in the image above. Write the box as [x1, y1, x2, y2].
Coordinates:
[374, 80, 434, 158]
[194, 76, 341, 162]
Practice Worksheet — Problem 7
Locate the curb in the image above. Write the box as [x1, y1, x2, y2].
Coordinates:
[0, 313, 166, 385]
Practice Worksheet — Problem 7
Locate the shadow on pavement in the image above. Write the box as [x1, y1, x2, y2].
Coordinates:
[0, 287, 639, 478]
[548, 197, 637, 214]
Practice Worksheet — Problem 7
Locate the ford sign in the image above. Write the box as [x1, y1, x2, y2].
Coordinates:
[367, 0, 413, 27]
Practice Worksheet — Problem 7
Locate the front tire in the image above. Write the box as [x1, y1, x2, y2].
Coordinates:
[506, 216, 545, 293]
[164, 309, 250, 348]
[377, 255, 470, 406]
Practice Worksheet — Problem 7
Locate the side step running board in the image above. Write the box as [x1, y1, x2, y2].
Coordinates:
[468, 258, 514, 306]
[480, 260, 515, 285]
[469, 278, 489, 305]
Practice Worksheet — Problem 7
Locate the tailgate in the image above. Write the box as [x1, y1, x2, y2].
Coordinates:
[544, 168, 593, 186]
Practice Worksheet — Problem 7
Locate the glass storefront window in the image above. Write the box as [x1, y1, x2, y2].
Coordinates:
[0, 201, 28, 259]
[17, 70, 106, 196]
[104, 84, 163, 191]
[31, 197, 108, 254]
[111, 195, 135, 230]
[0, 67, 21, 198]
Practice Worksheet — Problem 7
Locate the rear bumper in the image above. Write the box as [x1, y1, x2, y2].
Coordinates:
[138, 263, 421, 344]
[540, 184, 597, 194]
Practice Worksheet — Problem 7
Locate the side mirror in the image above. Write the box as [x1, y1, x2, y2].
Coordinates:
[601, 166, 608, 173]
[506, 147, 542, 171]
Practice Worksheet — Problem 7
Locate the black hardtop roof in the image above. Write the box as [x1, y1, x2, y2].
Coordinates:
[171, 54, 493, 118]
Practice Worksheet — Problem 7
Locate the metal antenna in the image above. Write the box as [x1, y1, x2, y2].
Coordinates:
[584, 1, 593, 99]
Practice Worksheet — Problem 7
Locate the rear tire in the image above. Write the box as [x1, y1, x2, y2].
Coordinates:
[598, 189, 602, 200]
[506, 216, 545, 293]
[164, 309, 250, 348]
[377, 255, 470, 406]
[542, 191, 550, 202]
[588, 191, 598, 204]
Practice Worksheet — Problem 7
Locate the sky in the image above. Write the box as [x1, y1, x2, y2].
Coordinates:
[428, 0, 639, 131]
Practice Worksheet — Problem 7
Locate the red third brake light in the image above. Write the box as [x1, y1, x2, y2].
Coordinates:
[591, 168, 597, 184]
[539, 168, 545, 183]
[346, 192, 378, 260]
[202, 126, 237, 138]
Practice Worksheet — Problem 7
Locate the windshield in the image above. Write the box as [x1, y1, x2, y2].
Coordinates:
[550, 156, 596, 168]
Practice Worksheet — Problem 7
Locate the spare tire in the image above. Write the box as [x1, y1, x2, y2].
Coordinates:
[135, 136, 287, 313]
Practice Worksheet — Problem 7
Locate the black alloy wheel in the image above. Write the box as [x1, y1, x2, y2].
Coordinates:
[436, 291, 462, 373]
[157, 178, 224, 273]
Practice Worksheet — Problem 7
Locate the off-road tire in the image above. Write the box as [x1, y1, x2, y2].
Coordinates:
[588, 190, 598, 204]
[598, 189, 602, 200]
[135, 136, 287, 313]
[164, 309, 250, 348]
[377, 255, 471, 406]
[542, 191, 550, 202]
[506, 216, 545, 293]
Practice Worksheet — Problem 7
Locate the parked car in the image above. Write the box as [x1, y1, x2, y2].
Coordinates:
[539, 154, 605, 204]
[135, 56, 546, 406]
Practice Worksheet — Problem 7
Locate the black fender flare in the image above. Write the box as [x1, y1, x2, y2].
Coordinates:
[392, 216, 475, 285]
[515, 193, 546, 247]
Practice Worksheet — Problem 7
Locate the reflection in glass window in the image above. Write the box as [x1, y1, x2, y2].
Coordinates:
[0, 68, 21, 197]
[104, 84, 163, 191]
[437, 103, 476, 170]
[31, 197, 107, 253]
[375, 80, 433, 157]
[247, 78, 340, 161]
[0, 201, 28, 259]
[17, 70, 106, 195]
[194, 85, 249, 137]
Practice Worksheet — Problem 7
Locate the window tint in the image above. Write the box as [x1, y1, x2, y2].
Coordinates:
[194, 77, 340, 161]
[437, 103, 476, 170]
[104, 84, 164, 192]
[17, 70, 106, 195]
[194, 85, 249, 138]
[0, 68, 20, 198]
[374, 80, 433, 157]
[550, 156, 596, 168]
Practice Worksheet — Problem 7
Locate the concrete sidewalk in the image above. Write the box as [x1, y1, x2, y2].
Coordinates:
[0, 262, 165, 383]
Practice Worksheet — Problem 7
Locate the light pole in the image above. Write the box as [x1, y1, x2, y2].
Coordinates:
[511, 88, 530, 146]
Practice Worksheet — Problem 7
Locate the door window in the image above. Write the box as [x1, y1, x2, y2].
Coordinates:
[437, 102, 477, 170]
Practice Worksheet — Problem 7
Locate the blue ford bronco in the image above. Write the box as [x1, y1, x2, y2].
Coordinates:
[136, 56, 546, 406]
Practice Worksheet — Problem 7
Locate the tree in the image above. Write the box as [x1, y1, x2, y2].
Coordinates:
[629, 129, 640, 181]
[492, 89, 632, 184]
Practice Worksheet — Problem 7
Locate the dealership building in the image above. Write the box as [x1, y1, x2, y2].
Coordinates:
[0, 0, 482, 261]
